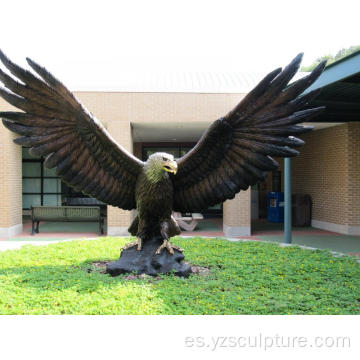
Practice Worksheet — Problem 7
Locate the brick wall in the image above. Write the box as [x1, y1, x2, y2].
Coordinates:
[2, 90, 359, 235]
[74, 92, 251, 235]
[291, 123, 360, 232]
[292, 124, 349, 225]
[347, 122, 360, 227]
[223, 190, 251, 236]
[0, 108, 22, 232]
[106, 121, 134, 234]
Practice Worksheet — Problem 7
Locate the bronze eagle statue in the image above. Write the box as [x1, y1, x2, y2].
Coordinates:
[0, 50, 325, 256]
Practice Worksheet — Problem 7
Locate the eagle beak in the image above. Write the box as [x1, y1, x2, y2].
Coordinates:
[163, 160, 178, 175]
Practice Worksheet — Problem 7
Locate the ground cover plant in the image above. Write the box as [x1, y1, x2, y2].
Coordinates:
[0, 237, 359, 315]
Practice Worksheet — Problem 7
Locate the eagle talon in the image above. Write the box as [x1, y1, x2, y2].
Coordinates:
[121, 238, 142, 251]
[155, 240, 183, 255]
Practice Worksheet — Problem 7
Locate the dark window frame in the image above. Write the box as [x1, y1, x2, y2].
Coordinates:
[22, 148, 89, 210]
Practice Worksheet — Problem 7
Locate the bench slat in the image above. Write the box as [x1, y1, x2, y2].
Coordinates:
[31, 206, 104, 236]
[32, 206, 100, 221]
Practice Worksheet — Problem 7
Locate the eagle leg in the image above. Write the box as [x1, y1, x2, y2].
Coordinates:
[121, 237, 143, 251]
[155, 221, 183, 255]
[155, 240, 183, 255]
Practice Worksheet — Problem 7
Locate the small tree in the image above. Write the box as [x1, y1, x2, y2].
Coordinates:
[301, 45, 360, 72]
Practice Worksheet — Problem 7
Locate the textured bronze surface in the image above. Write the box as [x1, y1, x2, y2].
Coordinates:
[0, 50, 325, 269]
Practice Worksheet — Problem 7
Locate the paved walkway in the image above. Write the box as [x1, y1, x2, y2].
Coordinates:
[250, 220, 360, 256]
[0, 240, 62, 252]
[0, 218, 359, 256]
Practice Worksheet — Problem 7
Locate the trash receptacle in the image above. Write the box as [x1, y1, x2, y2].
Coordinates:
[267, 192, 284, 223]
[292, 194, 312, 227]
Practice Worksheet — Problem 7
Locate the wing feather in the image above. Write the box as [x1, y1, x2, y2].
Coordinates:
[0, 50, 144, 209]
[173, 54, 325, 212]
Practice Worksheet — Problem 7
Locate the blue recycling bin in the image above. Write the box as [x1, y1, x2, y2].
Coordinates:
[267, 192, 284, 223]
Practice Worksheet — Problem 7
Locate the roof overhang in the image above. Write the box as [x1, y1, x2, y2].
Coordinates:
[302, 51, 360, 123]
[131, 121, 342, 142]
[304, 51, 360, 94]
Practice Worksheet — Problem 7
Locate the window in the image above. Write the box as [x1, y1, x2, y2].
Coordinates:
[22, 148, 91, 209]
[22, 148, 62, 209]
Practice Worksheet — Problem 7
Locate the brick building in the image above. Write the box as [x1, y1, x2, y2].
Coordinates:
[0, 54, 359, 237]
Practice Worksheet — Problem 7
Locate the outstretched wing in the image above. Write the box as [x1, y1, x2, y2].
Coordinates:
[0, 50, 144, 210]
[172, 53, 325, 212]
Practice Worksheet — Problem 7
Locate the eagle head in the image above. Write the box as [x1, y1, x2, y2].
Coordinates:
[145, 152, 178, 182]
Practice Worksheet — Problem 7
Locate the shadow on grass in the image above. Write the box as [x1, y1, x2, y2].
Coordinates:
[0, 260, 158, 293]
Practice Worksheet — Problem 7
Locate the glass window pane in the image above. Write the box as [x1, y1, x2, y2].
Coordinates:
[23, 162, 41, 177]
[44, 165, 57, 177]
[44, 178, 61, 193]
[43, 194, 62, 206]
[22, 147, 40, 160]
[208, 204, 222, 210]
[22, 178, 41, 193]
[23, 195, 41, 209]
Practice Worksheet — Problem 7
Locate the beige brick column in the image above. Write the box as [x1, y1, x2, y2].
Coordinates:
[106, 120, 133, 236]
[347, 122, 360, 235]
[223, 189, 251, 237]
[0, 126, 22, 237]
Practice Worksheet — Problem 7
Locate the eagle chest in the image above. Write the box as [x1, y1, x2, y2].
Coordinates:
[136, 175, 173, 215]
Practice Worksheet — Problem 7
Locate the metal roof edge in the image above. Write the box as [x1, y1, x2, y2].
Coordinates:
[325, 49, 360, 70]
[303, 51, 360, 94]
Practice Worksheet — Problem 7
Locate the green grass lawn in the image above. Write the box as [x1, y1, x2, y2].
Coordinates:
[0, 237, 359, 315]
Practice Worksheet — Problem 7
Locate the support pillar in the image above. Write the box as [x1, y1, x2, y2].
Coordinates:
[106, 121, 133, 236]
[347, 122, 360, 235]
[284, 157, 292, 243]
[223, 189, 251, 237]
[0, 125, 22, 237]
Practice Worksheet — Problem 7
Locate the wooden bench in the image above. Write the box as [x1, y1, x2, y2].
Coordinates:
[173, 212, 204, 231]
[31, 206, 105, 236]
